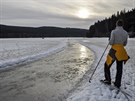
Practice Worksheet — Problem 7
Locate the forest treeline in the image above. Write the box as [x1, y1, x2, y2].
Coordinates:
[0, 25, 88, 38]
[87, 8, 135, 38]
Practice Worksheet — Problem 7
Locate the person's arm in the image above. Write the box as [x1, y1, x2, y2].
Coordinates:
[123, 33, 128, 46]
[109, 31, 114, 45]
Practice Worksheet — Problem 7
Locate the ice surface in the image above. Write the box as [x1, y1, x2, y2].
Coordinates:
[0, 38, 135, 101]
[0, 38, 94, 101]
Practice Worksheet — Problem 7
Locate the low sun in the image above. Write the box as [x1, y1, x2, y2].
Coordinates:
[77, 8, 90, 19]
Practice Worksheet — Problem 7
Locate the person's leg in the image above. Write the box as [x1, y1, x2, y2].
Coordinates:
[114, 61, 123, 88]
[104, 61, 114, 84]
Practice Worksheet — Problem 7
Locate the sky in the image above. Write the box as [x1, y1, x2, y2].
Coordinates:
[0, 0, 135, 29]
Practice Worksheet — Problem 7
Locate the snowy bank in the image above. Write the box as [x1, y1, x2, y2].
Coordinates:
[0, 38, 67, 69]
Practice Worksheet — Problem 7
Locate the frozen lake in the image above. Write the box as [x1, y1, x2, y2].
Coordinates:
[0, 38, 94, 101]
[1, 38, 135, 101]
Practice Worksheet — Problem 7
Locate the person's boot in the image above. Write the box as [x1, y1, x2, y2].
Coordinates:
[113, 82, 120, 88]
[101, 79, 111, 85]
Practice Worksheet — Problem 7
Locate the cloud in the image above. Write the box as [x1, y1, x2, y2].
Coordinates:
[1, 0, 134, 28]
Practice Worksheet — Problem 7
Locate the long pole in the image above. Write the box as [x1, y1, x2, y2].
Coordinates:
[89, 43, 109, 83]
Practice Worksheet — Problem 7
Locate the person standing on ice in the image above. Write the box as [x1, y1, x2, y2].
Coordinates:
[102, 19, 130, 88]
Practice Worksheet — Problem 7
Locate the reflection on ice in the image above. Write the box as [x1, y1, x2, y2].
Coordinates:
[77, 44, 94, 74]
[60, 43, 94, 81]
[80, 45, 87, 59]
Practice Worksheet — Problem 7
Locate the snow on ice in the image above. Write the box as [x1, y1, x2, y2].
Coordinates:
[0, 38, 67, 69]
